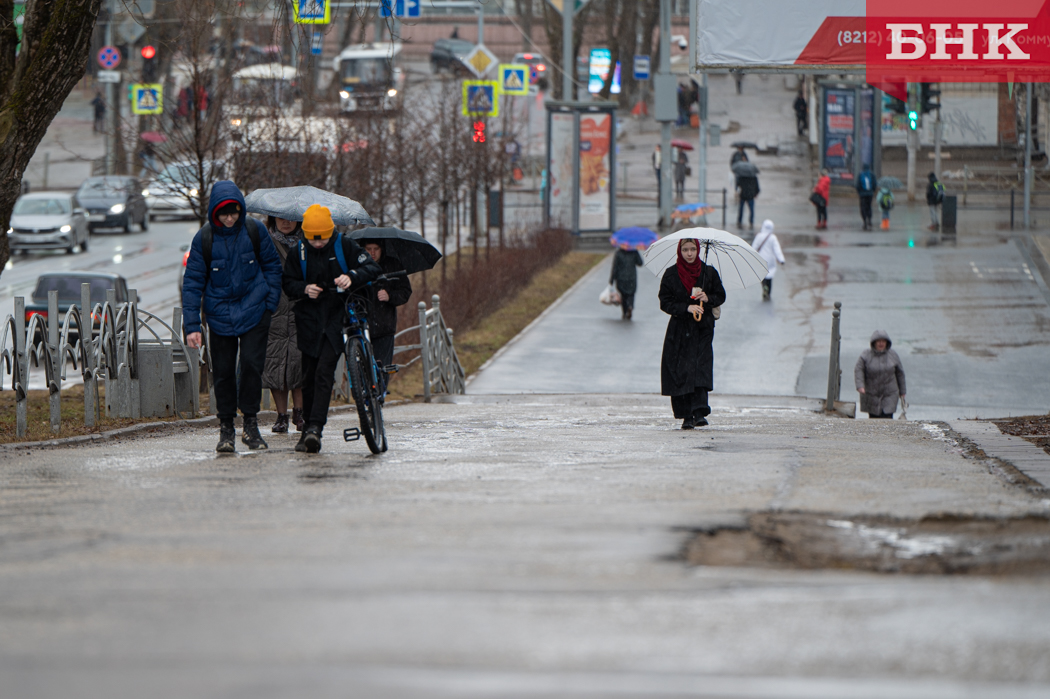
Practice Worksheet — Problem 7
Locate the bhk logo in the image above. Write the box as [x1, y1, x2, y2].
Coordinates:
[887, 23, 1030, 60]
[865, 2, 1050, 90]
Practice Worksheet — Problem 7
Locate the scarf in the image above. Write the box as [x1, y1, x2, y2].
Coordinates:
[676, 239, 705, 295]
[271, 226, 301, 248]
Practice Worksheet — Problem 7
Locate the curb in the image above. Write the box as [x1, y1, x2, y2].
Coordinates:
[0, 400, 409, 451]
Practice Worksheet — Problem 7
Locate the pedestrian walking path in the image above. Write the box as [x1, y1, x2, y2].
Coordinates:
[3, 395, 1049, 698]
[951, 420, 1050, 488]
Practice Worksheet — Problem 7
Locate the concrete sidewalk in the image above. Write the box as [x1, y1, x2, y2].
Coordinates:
[2, 394, 1049, 698]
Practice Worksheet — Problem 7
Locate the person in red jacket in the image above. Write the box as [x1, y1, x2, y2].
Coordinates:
[812, 169, 831, 230]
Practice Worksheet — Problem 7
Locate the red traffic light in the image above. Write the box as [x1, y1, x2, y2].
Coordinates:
[141, 45, 156, 60]
[472, 120, 485, 143]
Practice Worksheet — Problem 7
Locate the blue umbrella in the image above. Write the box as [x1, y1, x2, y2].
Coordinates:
[610, 226, 658, 250]
[672, 203, 716, 220]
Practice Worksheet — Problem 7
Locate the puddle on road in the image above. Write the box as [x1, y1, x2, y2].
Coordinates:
[682, 511, 1050, 575]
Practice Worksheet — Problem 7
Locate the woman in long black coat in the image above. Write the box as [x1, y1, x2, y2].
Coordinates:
[659, 238, 726, 429]
[609, 245, 643, 320]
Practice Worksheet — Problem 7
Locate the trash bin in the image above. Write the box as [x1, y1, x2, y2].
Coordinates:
[942, 194, 957, 233]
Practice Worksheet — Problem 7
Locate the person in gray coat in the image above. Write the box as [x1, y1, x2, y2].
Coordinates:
[262, 216, 305, 433]
[854, 330, 906, 419]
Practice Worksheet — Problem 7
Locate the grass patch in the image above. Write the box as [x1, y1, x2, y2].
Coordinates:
[0, 383, 209, 444]
[386, 250, 605, 401]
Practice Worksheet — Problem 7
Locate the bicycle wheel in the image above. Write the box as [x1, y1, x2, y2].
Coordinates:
[346, 337, 386, 454]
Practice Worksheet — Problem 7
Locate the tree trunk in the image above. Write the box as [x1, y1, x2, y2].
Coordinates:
[0, 0, 104, 275]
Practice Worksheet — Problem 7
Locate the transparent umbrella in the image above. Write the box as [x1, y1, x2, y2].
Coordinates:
[244, 185, 374, 226]
[642, 228, 767, 290]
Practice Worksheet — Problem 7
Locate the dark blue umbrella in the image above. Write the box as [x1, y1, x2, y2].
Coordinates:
[610, 226, 658, 250]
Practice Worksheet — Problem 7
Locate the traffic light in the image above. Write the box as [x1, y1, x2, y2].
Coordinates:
[908, 109, 919, 131]
[920, 83, 941, 114]
[888, 96, 906, 114]
[141, 45, 157, 81]
[472, 120, 485, 143]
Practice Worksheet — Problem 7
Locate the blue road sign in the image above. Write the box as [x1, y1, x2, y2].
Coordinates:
[294, 0, 329, 24]
[633, 55, 650, 81]
[380, 0, 418, 17]
[311, 31, 323, 55]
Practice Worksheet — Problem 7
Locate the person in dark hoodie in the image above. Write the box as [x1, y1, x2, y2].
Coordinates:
[358, 239, 412, 396]
[182, 181, 283, 452]
[282, 205, 381, 453]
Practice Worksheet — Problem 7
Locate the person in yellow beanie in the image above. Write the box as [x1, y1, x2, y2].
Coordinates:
[282, 204, 381, 453]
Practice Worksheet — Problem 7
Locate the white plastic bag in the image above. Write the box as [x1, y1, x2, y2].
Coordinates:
[599, 284, 621, 305]
[898, 397, 908, 421]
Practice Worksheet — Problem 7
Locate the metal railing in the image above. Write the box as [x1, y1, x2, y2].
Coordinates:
[1, 284, 200, 438]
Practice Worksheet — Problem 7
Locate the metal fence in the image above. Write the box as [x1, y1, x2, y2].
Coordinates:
[3, 288, 465, 439]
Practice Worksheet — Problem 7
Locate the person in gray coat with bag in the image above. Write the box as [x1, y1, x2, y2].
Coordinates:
[262, 216, 306, 433]
[854, 330, 906, 419]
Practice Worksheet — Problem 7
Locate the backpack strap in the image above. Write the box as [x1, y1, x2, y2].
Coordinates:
[333, 232, 349, 275]
[298, 240, 307, 280]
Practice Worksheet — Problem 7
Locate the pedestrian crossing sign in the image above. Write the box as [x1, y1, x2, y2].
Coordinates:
[462, 81, 499, 117]
[293, 0, 330, 23]
[499, 64, 529, 96]
[131, 83, 163, 115]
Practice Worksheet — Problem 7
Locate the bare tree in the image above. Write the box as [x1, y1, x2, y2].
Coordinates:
[0, 0, 104, 275]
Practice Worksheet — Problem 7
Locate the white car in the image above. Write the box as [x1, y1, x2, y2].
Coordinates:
[8, 192, 90, 254]
[145, 161, 225, 220]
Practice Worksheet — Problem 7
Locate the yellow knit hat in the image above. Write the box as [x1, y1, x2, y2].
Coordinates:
[301, 204, 334, 240]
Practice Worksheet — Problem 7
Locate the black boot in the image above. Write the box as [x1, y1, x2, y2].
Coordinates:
[303, 424, 323, 454]
[292, 407, 305, 432]
[294, 430, 309, 452]
[241, 415, 269, 450]
[681, 417, 695, 430]
[271, 413, 289, 433]
[216, 419, 236, 453]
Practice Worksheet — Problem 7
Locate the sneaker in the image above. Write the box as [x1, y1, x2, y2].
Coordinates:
[303, 425, 322, 454]
[271, 413, 289, 433]
[681, 417, 695, 430]
[216, 419, 236, 453]
[292, 407, 305, 432]
[294, 431, 308, 452]
[241, 415, 269, 450]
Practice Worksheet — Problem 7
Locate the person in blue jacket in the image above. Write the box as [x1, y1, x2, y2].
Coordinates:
[182, 181, 283, 453]
[856, 163, 876, 230]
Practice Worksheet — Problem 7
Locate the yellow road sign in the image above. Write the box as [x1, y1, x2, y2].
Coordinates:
[131, 83, 163, 115]
[464, 44, 498, 77]
[499, 64, 529, 96]
[462, 81, 499, 117]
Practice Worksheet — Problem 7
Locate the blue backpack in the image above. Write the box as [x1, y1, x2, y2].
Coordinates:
[298, 232, 349, 281]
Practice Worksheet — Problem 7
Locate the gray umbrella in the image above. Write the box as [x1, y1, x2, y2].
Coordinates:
[732, 161, 759, 177]
[878, 176, 904, 190]
[244, 185, 374, 226]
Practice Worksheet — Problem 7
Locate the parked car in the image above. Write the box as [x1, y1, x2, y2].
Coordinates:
[145, 160, 225, 221]
[76, 176, 149, 233]
[8, 192, 89, 254]
[513, 51, 548, 87]
[25, 271, 129, 344]
[430, 38, 474, 75]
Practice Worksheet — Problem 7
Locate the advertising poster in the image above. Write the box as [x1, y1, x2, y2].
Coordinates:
[823, 88, 855, 182]
[859, 88, 874, 171]
[587, 48, 621, 94]
[548, 112, 575, 227]
[577, 113, 611, 231]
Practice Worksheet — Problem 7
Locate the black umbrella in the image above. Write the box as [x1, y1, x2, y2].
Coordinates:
[732, 161, 760, 177]
[347, 227, 441, 274]
[731, 141, 759, 149]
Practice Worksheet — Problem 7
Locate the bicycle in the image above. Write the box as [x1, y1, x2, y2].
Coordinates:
[341, 271, 405, 454]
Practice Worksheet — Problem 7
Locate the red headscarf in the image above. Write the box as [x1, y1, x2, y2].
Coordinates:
[676, 238, 705, 295]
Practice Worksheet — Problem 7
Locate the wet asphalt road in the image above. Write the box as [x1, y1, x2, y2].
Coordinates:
[469, 230, 1050, 421]
[2, 395, 1050, 698]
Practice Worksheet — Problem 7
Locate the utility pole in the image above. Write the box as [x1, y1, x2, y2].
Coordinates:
[689, 0, 707, 219]
[104, 0, 116, 176]
[657, 0, 672, 227]
[561, 0, 572, 101]
[476, 0, 484, 45]
[1025, 82, 1033, 230]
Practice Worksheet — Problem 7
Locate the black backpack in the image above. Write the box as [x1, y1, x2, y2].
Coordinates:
[201, 218, 263, 282]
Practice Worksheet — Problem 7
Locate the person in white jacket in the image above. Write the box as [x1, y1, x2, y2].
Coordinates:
[752, 219, 785, 300]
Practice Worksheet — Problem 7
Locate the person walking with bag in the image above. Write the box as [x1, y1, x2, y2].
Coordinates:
[282, 205, 381, 454]
[659, 239, 726, 429]
[752, 219, 785, 300]
[182, 182, 283, 453]
[878, 186, 895, 230]
[262, 216, 306, 434]
[610, 244, 644, 320]
[926, 172, 944, 230]
[856, 163, 875, 230]
[854, 330, 907, 419]
[811, 169, 830, 229]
